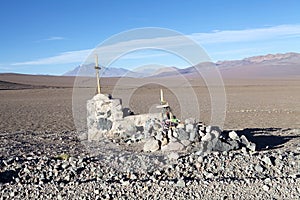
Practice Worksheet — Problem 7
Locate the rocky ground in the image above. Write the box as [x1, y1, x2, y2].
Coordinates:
[0, 77, 300, 199]
[1, 128, 300, 199]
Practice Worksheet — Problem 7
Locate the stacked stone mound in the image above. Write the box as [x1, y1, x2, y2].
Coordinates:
[87, 94, 256, 154]
[87, 94, 123, 140]
[142, 118, 256, 155]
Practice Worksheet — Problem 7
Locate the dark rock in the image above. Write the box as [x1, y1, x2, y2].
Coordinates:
[97, 118, 112, 130]
[213, 139, 240, 152]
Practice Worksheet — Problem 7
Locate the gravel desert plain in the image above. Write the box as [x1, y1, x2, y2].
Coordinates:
[0, 60, 300, 199]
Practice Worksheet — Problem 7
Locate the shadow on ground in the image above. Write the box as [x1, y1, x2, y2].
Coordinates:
[231, 128, 299, 151]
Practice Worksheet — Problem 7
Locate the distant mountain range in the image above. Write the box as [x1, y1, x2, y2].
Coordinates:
[63, 52, 300, 78]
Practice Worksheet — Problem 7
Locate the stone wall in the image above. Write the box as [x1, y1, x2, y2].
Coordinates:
[87, 94, 162, 141]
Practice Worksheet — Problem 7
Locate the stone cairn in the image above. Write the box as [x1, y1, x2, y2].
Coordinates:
[87, 92, 256, 155]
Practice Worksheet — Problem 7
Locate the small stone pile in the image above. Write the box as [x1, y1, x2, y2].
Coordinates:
[141, 117, 256, 155]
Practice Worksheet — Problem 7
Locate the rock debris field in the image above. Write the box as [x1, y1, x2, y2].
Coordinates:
[1, 129, 300, 199]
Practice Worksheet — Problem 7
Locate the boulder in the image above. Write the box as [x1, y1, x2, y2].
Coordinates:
[177, 128, 189, 141]
[161, 142, 185, 152]
[180, 140, 191, 147]
[212, 139, 239, 152]
[185, 124, 194, 132]
[240, 135, 256, 151]
[168, 152, 180, 160]
[228, 131, 239, 141]
[143, 137, 160, 152]
[155, 132, 164, 141]
[240, 135, 250, 146]
[201, 132, 212, 141]
[189, 129, 198, 142]
[143, 118, 163, 138]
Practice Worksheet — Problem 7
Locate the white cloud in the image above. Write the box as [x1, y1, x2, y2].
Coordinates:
[12, 49, 92, 65]
[119, 52, 168, 59]
[35, 36, 66, 43]
[45, 36, 65, 41]
[190, 24, 300, 44]
[12, 24, 300, 66]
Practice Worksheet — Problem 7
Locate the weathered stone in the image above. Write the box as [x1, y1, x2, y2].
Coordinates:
[181, 140, 191, 147]
[262, 156, 273, 166]
[77, 132, 88, 141]
[185, 124, 194, 132]
[112, 120, 136, 137]
[228, 131, 239, 140]
[168, 152, 180, 160]
[262, 185, 270, 192]
[240, 135, 256, 151]
[161, 142, 185, 152]
[143, 137, 160, 152]
[197, 156, 203, 163]
[205, 172, 214, 179]
[210, 129, 221, 139]
[189, 129, 197, 142]
[155, 132, 164, 141]
[206, 126, 222, 135]
[143, 118, 163, 138]
[212, 139, 239, 152]
[254, 164, 264, 173]
[112, 112, 123, 121]
[96, 118, 112, 130]
[128, 114, 161, 128]
[241, 147, 248, 155]
[88, 128, 105, 141]
[247, 142, 256, 152]
[240, 135, 250, 146]
[201, 132, 212, 141]
[177, 128, 189, 141]
[87, 94, 124, 140]
[176, 179, 185, 187]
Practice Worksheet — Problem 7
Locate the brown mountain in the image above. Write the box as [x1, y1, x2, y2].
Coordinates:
[150, 52, 300, 79]
[218, 52, 300, 78]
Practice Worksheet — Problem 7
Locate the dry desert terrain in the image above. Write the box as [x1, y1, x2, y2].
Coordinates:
[0, 73, 300, 199]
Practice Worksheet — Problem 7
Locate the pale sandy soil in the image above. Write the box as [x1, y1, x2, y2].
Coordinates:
[0, 75, 299, 133]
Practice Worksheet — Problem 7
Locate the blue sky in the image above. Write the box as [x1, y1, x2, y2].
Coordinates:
[1, 0, 300, 75]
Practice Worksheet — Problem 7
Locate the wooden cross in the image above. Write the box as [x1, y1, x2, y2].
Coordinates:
[94, 54, 101, 94]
